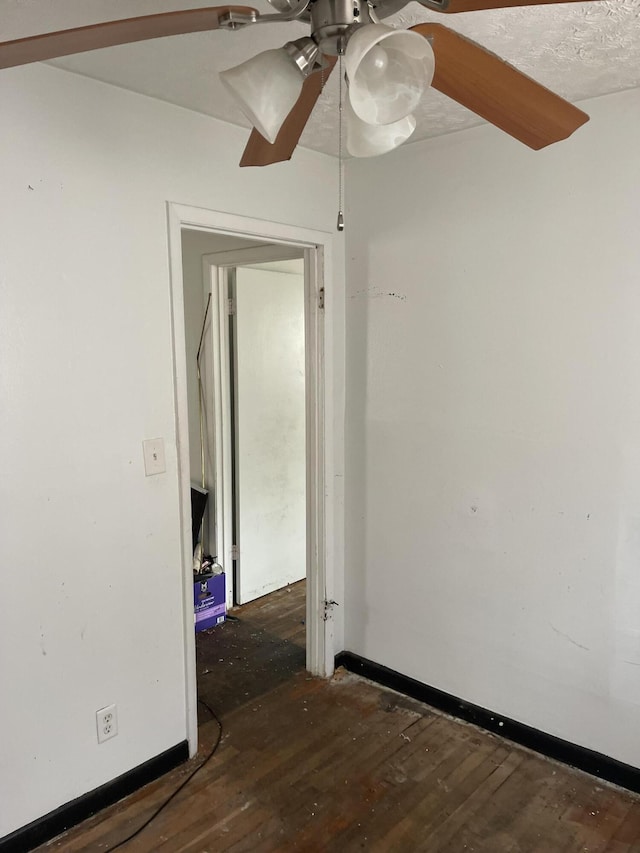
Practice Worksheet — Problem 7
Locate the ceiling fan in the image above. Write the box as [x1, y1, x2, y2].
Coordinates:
[0, 0, 591, 167]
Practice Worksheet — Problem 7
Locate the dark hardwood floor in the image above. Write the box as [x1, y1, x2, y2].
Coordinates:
[39, 580, 640, 852]
[196, 581, 306, 718]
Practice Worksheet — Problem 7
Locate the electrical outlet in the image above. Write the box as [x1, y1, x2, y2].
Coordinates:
[96, 704, 118, 744]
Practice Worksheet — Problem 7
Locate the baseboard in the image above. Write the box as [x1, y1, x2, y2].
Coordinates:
[0, 740, 189, 853]
[335, 651, 640, 795]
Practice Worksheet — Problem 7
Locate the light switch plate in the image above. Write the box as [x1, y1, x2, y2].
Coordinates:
[143, 438, 166, 476]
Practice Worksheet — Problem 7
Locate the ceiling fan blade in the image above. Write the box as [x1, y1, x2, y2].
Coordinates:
[411, 23, 588, 149]
[423, 0, 600, 13]
[240, 58, 337, 167]
[0, 6, 258, 70]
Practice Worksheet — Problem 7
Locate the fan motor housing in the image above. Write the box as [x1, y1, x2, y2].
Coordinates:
[310, 0, 373, 55]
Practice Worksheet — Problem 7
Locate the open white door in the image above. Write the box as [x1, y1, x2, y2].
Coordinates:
[233, 263, 306, 604]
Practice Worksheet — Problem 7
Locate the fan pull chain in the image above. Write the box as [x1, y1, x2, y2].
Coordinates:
[337, 45, 345, 232]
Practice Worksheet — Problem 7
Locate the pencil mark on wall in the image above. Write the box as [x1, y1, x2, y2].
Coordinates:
[548, 622, 590, 651]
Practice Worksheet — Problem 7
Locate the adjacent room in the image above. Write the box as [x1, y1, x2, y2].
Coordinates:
[2, 0, 640, 850]
[181, 228, 310, 735]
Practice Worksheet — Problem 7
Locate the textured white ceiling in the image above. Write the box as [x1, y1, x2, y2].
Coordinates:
[4, 0, 640, 156]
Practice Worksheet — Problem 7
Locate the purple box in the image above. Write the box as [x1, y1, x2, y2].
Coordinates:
[194, 572, 226, 632]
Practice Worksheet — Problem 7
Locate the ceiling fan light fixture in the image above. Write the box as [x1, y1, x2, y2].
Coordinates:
[220, 45, 310, 144]
[345, 24, 435, 126]
[0, 6, 594, 168]
[345, 100, 416, 157]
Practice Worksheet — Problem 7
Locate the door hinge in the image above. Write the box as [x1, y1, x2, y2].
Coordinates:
[227, 297, 236, 315]
[323, 599, 339, 621]
[318, 287, 325, 310]
[231, 544, 239, 560]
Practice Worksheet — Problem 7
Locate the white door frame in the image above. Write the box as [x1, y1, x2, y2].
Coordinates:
[166, 203, 338, 757]
[202, 246, 307, 610]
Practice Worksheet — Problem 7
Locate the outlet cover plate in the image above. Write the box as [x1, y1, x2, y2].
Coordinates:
[96, 704, 118, 744]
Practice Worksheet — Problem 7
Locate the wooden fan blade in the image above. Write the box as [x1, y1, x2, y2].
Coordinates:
[240, 58, 337, 167]
[0, 7, 258, 70]
[424, 0, 600, 13]
[411, 23, 589, 149]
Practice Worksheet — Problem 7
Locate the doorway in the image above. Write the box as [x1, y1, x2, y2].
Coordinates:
[167, 204, 335, 757]
[210, 249, 306, 606]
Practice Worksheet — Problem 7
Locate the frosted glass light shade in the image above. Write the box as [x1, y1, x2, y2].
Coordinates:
[346, 100, 416, 157]
[220, 49, 304, 144]
[345, 24, 434, 126]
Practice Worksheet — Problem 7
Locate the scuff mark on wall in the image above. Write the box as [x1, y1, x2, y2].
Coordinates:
[549, 622, 590, 652]
[349, 288, 407, 302]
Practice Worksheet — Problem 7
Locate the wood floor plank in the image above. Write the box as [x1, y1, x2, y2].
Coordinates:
[556, 784, 635, 853]
[334, 727, 475, 849]
[421, 749, 526, 852]
[606, 802, 640, 851]
[286, 718, 439, 850]
[377, 742, 508, 851]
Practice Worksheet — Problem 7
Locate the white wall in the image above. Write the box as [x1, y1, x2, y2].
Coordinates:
[344, 88, 640, 767]
[0, 63, 343, 839]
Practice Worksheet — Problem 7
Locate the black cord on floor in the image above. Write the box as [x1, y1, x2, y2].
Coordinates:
[104, 699, 222, 852]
